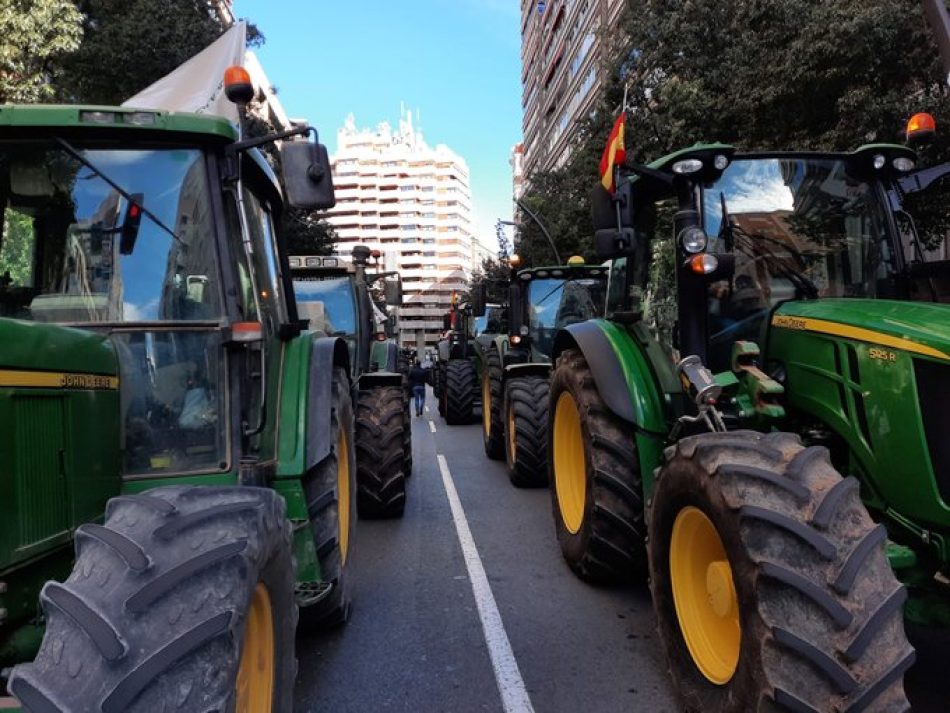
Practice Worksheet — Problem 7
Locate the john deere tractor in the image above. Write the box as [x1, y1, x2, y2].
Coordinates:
[434, 299, 506, 424]
[473, 256, 607, 486]
[290, 248, 410, 518]
[548, 136, 950, 711]
[0, 94, 356, 711]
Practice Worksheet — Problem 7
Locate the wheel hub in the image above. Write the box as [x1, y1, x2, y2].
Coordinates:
[669, 506, 741, 685]
[553, 391, 585, 534]
[235, 583, 275, 713]
[482, 372, 492, 438]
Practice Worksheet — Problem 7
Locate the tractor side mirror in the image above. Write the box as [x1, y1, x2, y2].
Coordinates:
[471, 282, 487, 317]
[591, 182, 633, 231]
[594, 228, 636, 260]
[280, 141, 336, 210]
[383, 277, 403, 306]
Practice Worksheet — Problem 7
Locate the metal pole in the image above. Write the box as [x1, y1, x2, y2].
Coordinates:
[923, 0, 950, 85]
[515, 198, 562, 265]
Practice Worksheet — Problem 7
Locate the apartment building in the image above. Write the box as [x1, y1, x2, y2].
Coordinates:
[324, 111, 476, 349]
[520, 0, 625, 178]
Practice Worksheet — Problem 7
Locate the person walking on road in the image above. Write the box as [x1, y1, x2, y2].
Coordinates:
[409, 360, 429, 416]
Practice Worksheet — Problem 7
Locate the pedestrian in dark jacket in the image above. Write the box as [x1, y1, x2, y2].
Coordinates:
[408, 361, 429, 416]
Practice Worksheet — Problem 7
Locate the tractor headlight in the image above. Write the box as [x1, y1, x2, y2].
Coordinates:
[672, 159, 703, 175]
[680, 226, 708, 254]
[893, 157, 915, 172]
[873, 154, 886, 170]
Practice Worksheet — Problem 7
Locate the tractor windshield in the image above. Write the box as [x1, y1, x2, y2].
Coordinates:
[0, 142, 229, 477]
[0, 142, 223, 323]
[293, 275, 357, 337]
[527, 277, 606, 355]
[703, 157, 894, 306]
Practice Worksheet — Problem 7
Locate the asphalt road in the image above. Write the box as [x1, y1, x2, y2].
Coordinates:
[294, 388, 949, 712]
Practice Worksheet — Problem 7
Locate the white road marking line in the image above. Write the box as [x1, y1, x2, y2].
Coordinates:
[436, 454, 535, 713]
[429, 420, 437, 433]
[425, 406, 430, 413]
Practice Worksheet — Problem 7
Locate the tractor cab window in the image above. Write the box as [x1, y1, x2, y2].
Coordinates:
[898, 173, 950, 302]
[701, 157, 891, 363]
[0, 142, 228, 476]
[527, 277, 605, 355]
[294, 275, 357, 337]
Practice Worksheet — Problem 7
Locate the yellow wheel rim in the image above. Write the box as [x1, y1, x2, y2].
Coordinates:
[670, 506, 741, 684]
[507, 398, 517, 465]
[338, 428, 351, 564]
[553, 391, 586, 534]
[235, 583, 275, 713]
[482, 371, 492, 438]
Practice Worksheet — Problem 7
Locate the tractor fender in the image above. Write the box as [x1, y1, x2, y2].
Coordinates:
[552, 320, 665, 434]
[357, 370, 403, 390]
[307, 335, 351, 470]
[503, 362, 551, 381]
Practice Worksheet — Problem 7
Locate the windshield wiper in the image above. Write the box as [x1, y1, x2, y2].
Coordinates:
[54, 137, 182, 246]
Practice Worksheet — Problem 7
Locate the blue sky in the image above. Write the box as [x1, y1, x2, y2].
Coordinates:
[237, 0, 523, 251]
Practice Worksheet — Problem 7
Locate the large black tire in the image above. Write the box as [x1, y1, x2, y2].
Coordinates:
[300, 367, 356, 629]
[650, 430, 913, 713]
[548, 348, 647, 582]
[444, 359, 476, 425]
[355, 384, 407, 519]
[504, 374, 549, 487]
[481, 348, 505, 459]
[402, 402, 413, 478]
[8, 486, 296, 713]
[436, 363, 447, 417]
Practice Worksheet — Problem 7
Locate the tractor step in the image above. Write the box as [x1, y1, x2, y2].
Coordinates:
[295, 580, 333, 608]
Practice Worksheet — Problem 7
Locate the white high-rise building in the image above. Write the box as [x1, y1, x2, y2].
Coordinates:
[325, 111, 476, 349]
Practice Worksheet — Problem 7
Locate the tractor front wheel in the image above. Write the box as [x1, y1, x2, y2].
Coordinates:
[444, 359, 476, 425]
[548, 348, 647, 582]
[355, 384, 408, 518]
[482, 349, 505, 459]
[300, 367, 357, 629]
[9, 486, 296, 713]
[504, 375, 549, 487]
[650, 431, 913, 712]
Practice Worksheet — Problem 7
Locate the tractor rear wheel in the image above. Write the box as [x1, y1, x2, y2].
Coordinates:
[436, 363, 447, 417]
[8, 486, 296, 713]
[504, 374, 549, 487]
[650, 430, 913, 713]
[300, 367, 356, 629]
[482, 349, 505, 459]
[355, 384, 407, 518]
[402, 402, 413, 477]
[549, 348, 647, 582]
[444, 359, 476, 425]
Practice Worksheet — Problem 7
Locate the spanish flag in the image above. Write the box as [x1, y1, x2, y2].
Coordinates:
[599, 113, 626, 194]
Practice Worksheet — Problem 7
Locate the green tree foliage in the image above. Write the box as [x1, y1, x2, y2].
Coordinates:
[57, 0, 228, 104]
[0, 0, 83, 103]
[0, 209, 35, 284]
[520, 0, 950, 261]
[471, 257, 511, 304]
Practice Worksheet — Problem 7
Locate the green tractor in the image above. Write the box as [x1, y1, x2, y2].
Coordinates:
[434, 299, 506, 424]
[548, 138, 950, 710]
[473, 257, 607, 486]
[289, 248, 411, 518]
[0, 98, 355, 712]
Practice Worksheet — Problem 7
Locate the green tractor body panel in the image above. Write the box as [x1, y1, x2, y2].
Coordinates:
[769, 299, 950, 562]
[0, 320, 121, 658]
[0, 104, 236, 142]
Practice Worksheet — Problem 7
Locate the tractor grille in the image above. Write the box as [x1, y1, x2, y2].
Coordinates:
[915, 359, 950, 505]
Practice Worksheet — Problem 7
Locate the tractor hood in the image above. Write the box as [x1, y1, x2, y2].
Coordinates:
[0, 318, 117, 375]
[772, 299, 950, 362]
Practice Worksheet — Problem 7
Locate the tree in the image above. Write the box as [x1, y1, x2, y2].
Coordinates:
[56, 0, 229, 104]
[0, 0, 83, 103]
[520, 0, 950, 262]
